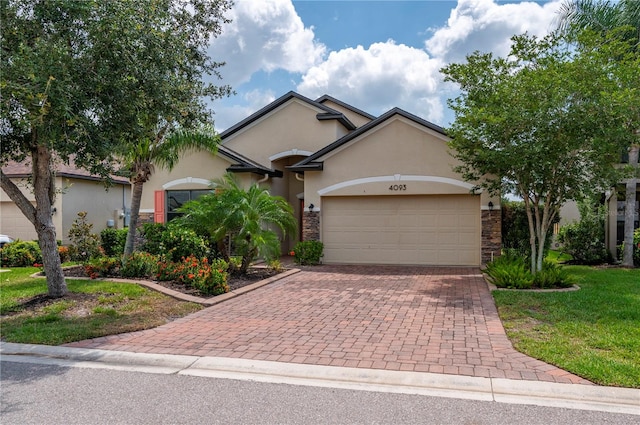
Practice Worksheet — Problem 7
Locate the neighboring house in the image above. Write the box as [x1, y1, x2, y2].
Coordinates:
[1, 161, 131, 245]
[605, 189, 639, 257]
[559, 180, 639, 259]
[143, 92, 501, 266]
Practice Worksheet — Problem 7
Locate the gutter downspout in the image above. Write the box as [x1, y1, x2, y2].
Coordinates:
[257, 174, 269, 184]
[295, 173, 304, 181]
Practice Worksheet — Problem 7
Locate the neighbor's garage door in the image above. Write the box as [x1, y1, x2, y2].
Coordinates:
[322, 195, 480, 266]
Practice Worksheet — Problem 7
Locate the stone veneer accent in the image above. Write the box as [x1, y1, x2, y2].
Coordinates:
[133, 212, 155, 248]
[302, 210, 320, 241]
[481, 210, 502, 264]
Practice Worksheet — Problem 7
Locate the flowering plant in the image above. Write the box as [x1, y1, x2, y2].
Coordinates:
[157, 255, 229, 296]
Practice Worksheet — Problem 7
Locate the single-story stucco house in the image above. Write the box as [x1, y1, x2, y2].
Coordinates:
[141, 92, 502, 266]
[0, 161, 131, 245]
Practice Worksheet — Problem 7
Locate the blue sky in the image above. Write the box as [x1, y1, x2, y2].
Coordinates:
[207, 0, 564, 131]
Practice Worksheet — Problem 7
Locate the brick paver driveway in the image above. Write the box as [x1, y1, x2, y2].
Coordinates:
[67, 265, 590, 384]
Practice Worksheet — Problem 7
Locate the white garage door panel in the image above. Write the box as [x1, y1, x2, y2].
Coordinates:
[322, 195, 480, 266]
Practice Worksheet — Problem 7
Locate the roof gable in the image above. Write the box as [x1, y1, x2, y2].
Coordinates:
[288, 108, 447, 171]
[219, 91, 355, 141]
[217, 145, 282, 177]
[315, 94, 376, 122]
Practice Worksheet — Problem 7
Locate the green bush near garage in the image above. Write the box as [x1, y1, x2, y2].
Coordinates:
[292, 241, 324, 265]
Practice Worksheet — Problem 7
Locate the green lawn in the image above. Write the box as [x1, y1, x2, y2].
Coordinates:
[493, 266, 640, 388]
[0, 267, 202, 345]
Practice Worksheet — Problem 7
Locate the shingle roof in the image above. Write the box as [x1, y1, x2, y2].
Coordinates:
[315, 94, 377, 121]
[2, 160, 130, 184]
[219, 91, 357, 140]
[217, 145, 283, 177]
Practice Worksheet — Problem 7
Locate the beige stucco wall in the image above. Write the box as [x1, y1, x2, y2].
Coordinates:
[222, 99, 348, 167]
[1, 178, 37, 241]
[303, 116, 497, 209]
[60, 178, 129, 244]
[1, 177, 129, 245]
[319, 99, 373, 128]
[139, 150, 233, 212]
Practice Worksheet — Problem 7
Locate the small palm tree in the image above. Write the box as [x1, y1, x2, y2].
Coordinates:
[121, 127, 220, 258]
[176, 173, 297, 274]
[557, 0, 640, 267]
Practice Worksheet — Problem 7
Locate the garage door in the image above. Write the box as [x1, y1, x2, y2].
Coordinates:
[322, 195, 480, 266]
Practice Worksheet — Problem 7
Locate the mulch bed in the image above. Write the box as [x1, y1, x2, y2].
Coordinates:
[61, 265, 281, 298]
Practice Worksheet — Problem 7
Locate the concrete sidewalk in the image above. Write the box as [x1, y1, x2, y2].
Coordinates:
[1, 342, 638, 416]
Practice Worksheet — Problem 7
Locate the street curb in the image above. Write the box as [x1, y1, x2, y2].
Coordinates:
[2, 342, 638, 415]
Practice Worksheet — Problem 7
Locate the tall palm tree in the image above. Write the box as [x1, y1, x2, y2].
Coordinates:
[557, 0, 640, 267]
[176, 172, 297, 274]
[122, 127, 220, 258]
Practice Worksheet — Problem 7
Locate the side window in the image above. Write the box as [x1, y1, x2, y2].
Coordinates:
[166, 190, 210, 221]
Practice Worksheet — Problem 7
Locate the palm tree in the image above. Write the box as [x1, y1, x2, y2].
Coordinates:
[122, 127, 220, 258]
[176, 172, 297, 274]
[557, 0, 640, 267]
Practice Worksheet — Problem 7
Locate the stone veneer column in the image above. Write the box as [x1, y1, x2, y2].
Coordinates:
[302, 210, 320, 241]
[133, 212, 155, 248]
[481, 210, 502, 264]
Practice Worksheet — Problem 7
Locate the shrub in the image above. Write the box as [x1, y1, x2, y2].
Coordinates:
[172, 255, 229, 296]
[84, 257, 120, 279]
[58, 246, 71, 263]
[485, 252, 533, 289]
[162, 226, 209, 263]
[139, 223, 209, 263]
[120, 252, 159, 278]
[138, 223, 166, 255]
[267, 259, 285, 272]
[0, 240, 43, 267]
[532, 261, 574, 289]
[100, 228, 128, 257]
[67, 211, 101, 262]
[292, 241, 324, 265]
[557, 199, 611, 265]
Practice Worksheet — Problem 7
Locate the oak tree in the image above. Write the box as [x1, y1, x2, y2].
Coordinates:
[1, 0, 232, 296]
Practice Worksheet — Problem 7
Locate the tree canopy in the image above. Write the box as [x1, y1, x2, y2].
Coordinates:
[556, 0, 640, 267]
[441, 30, 639, 273]
[1, 0, 233, 296]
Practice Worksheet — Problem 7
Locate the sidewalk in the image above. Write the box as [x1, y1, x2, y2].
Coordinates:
[1, 342, 638, 416]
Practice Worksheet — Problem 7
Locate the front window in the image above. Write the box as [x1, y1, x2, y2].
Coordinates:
[166, 190, 210, 221]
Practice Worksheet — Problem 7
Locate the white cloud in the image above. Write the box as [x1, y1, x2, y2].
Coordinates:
[426, 0, 562, 62]
[207, 0, 326, 87]
[211, 0, 564, 130]
[297, 41, 446, 124]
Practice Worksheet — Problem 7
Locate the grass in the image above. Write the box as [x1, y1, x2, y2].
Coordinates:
[493, 265, 640, 388]
[0, 266, 203, 345]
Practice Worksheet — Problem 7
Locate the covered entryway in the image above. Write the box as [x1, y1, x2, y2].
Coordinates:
[321, 195, 481, 266]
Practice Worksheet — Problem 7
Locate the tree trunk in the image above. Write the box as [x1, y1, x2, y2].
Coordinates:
[525, 203, 538, 274]
[124, 180, 144, 258]
[622, 143, 639, 267]
[32, 146, 67, 296]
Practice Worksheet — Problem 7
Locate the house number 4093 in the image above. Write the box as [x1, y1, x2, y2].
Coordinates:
[389, 184, 407, 191]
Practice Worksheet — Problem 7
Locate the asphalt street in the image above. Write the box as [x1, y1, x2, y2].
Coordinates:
[2, 360, 638, 425]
